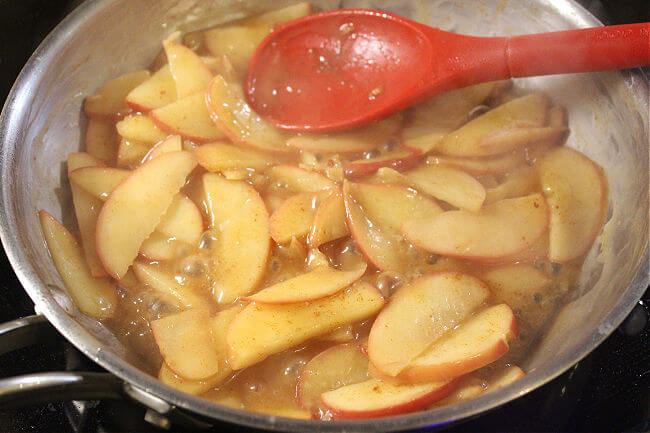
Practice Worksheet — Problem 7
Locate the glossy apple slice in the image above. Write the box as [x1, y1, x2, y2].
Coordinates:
[321, 377, 458, 419]
[227, 282, 384, 370]
[163, 38, 213, 98]
[143, 135, 183, 162]
[430, 376, 485, 407]
[536, 146, 608, 262]
[206, 75, 290, 153]
[484, 165, 539, 204]
[243, 261, 366, 304]
[67, 152, 105, 172]
[39, 211, 117, 319]
[116, 139, 151, 169]
[96, 151, 197, 279]
[126, 64, 178, 112]
[84, 70, 149, 119]
[426, 151, 525, 176]
[116, 114, 168, 145]
[344, 149, 424, 178]
[85, 119, 117, 164]
[402, 194, 549, 263]
[195, 141, 285, 172]
[487, 365, 525, 391]
[308, 191, 349, 248]
[150, 92, 225, 142]
[69, 167, 130, 201]
[132, 261, 206, 309]
[368, 272, 490, 376]
[404, 165, 486, 212]
[297, 343, 370, 412]
[343, 181, 442, 272]
[267, 165, 335, 193]
[138, 232, 180, 261]
[269, 191, 331, 245]
[203, 173, 270, 304]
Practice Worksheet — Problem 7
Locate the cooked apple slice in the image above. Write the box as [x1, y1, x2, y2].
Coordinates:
[96, 151, 197, 279]
[344, 149, 424, 178]
[436, 93, 555, 157]
[116, 139, 151, 169]
[139, 231, 179, 261]
[297, 343, 370, 412]
[203, 173, 270, 303]
[269, 191, 331, 245]
[143, 135, 182, 162]
[150, 92, 226, 142]
[487, 365, 525, 391]
[84, 70, 150, 119]
[403, 194, 549, 262]
[39, 211, 117, 319]
[368, 272, 490, 376]
[430, 376, 485, 407]
[151, 309, 220, 380]
[243, 261, 366, 304]
[206, 75, 291, 153]
[402, 82, 504, 153]
[116, 114, 168, 145]
[195, 141, 285, 172]
[484, 165, 539, 204]
[287, 114, 403, 154]
[321, 377, 458, 419]
[163, 38, 213, 98]
[85, 119, 117, 164]
[536, 146, 608, 262]
[366, 167, 412, 186]
[132, 261, 206, 309]
[308, 191, 349, 248]
[116, 268, 139, 291]
[69, 167, 130, 200]
[204, 2, 311, 72]
[67, 152, 105, 172]
[343, 181, 442, 271]
[126, 64, 178, 112]
[404, 165, 486, 212]
[227, 282, 384, 370]
[267, 165, 335, 193]
[396, 304, 518, 383]
[427, 151, 525, 176]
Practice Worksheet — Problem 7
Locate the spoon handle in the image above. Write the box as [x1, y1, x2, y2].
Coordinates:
[507, 22, 649, 77]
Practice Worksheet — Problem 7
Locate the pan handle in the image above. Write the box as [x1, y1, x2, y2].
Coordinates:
[0, 314, 59, 355]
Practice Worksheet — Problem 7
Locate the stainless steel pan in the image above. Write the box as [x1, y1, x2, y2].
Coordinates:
[0, 0, 647, 431]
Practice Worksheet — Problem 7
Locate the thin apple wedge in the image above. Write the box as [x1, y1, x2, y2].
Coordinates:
[163, 38, 213, 98]
[132, 261, 207, 308]
[151, 309, 220, 380]
[116, 139, 151, 169]
[297, 343, 370, 412]
[126, 64, 178, 112]
[143, 135, 182, 162]
[243, 261, 366, 304]
[487, 365, 525, 391]
[138, 231, 182, 261]
[116, 114, 168, 145]
[96, 151, 197, 279]
[536, 146, 608, 262]
[427, 151, 525, 176]
[195, 141, 285, 172]
[203, 173, 270, 304]
[227, 282, 384, 370]
[67, 152, 105, 172]
[430, 376, 485, 407]
[396, 304, 518, 383]
[402, 194, 549, 263]
[69, 167, 131, 201]
[150, 92, 226, 142]
[267, 165, 336, 193]
[484, 165, 539, 204]
[269, 191, 331, 245]
[321, 377, 459, 419]
[368, 272, 490, 376]
[404, 165, 486, 212]
[344, 149, 424, 178]
[343, 181, 442, 272]
[85, 119, 117, 164]
[84, 70, 149, 120]
[39, 211, 117, 319]
[308, 191, 349, 248]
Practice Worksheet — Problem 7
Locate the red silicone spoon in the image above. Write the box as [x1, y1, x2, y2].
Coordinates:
[245, 9, 649, 132]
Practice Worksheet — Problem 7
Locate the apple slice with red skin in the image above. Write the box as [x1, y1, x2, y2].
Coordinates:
[404, 165, 486, 212]
[368, 272, 490, 377]
[321, 377, 459, 419]
[344, 149, 424, 178]
[195, 141, 285, 172]
[426, 151, 525, 176]
[297, 343, 370, 412]
[402, 194, 549, 263]
[163, 38, 213, 98]
[266, 165, 335, 193]
[85, 119, 117, 165]
[308, 191, 349, 248]
[84, 70, 149, 120]
[535, 146, 608, 263]
[126, 64, 178, 112]
[269, 190, 332, 245]
[150, 92, 226, 142]
[116, 114, 168, 145]
[143, 135, 182, 162]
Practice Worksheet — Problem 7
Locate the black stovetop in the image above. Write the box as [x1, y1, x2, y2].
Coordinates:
[0, 1, 648, 432]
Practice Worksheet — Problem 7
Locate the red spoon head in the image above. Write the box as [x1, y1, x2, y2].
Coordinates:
[245, 9, 433, 132]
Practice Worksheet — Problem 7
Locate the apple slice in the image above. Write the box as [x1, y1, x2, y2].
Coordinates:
[96, 151, 197, 279]
[368, 272, 490, 376]
[84, 70, 150, 119]
[126, 64, 178, 112]
[426, 151, 525, 176]
[243, 261, 366, 304]
[163, 38, 213, 98]
[297, 343, 370, 412]
[430, 376, 485, 407]
[308, 191, 349, 248]
[195, 141, 285, 172]
[487, 365, 525, 391]
[69, 167, 130, 201]
[227, 282, 384, 370]
[116, 114, 168, 145]
[269, 191, 332, 245]
[67, 152, 105, 172]
[436, 93, 555, 157]
[484, 165, 539, 204]
[321, 377, 458, 419]
[343, 181, 442, 272]
[404, 165, 486, 212]
[344, 149, 424, 178]
[204, 2, 311, 72]
[39, 211, 117, 319]
[535, 146, 608, 262]
[85, 119, 117, 164]
[203, 173, 270, 303]
[267, 165, 336, 193]
[366, 167, 412, 186]
[150, 92, 226, 142]
[402, 194, 549, 263]
[287, 114, 403, 154]
[132, 261, 206, 309]
[143, 135, 183, 162]
[139, 231, 183, 261]
[116, 268, 139, 291]
[116, 139, 151, 169]
[151, 309, 220, 380]
[206, 75, 291, 153]
[396, 304, 518, 383]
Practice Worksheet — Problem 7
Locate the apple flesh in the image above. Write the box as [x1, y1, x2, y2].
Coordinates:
[484, 165, 539, 204]
[126, 64, 178, 112]
[429, 376, 485, 407]
[368, 272, 490, 377]
[132, 261, 207, 309]
[344, 149, 424, 178]
[116, 139, 151, 169]
[266, 165, 336, 193]
[308, 191, 349, 248]
[195, 141, 285, 173]
[116, 114, 168, 145]
[84, 70, 149, 120]
[404, 165, 486, 212]
[426, 151, 525, 176]
[163, 38, 213, 98]
[143, 135, 182, 162]
[85, 119, 117, 164]
[269, 191, 331, 245]
[150, 92, 226, 142]
[69, 167, 131, 201]
[487, 365, 525, 391]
